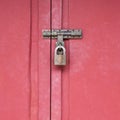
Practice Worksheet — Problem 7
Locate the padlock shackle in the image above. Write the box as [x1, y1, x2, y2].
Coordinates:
[55, 46, 66, 55]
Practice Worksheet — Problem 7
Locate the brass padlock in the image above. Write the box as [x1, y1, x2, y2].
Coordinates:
[54, 45, 66, 65]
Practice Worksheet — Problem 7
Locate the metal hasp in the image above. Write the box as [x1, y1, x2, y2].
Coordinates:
[43, 29, 82, 39]
[42, 29, 82, 65]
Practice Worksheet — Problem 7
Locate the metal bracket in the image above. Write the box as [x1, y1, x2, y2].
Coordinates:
[42, 29, 82, 47]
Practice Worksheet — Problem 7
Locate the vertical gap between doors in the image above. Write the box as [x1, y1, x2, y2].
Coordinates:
[61, 0, 63, 120]
[29, 0, 32, 119]
[50, 0, 52, 119]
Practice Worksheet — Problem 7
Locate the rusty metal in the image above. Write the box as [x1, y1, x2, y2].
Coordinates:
[42, 29, 82, 39]
[42, 29, 82, 66]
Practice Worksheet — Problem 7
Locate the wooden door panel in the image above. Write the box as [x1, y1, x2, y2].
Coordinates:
[1, 0, 120, 120]
[39, 0, 51, 120]
[0, 0, 51, 120]
[0, 0, 30, 120]
[51, 0, 63, 120]
[64, 0, 120, 120]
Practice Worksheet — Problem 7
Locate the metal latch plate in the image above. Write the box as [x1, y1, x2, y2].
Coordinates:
[42, 29, 82, 39]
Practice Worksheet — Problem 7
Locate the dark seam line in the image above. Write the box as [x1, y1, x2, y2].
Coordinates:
[61, 0, 63, 28]
[29, 0, 32, 119]
[68, 0, 70, 119]
[37, 0, 40, 119]
[50, 0, 52, 119]
[61, 0, 63, 119]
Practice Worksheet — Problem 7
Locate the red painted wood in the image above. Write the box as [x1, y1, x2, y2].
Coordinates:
[1, 0, 120, 120]
[39, 0, 51, 120]
[62, 0, 120, 120]
[51, 0, 63, 120]
[0, 0, 51, 120]
[0, 0, 30, 120]
[0, 0, 50, 120]
[30, 0, 39, 120]
[62, 0, 70, 120]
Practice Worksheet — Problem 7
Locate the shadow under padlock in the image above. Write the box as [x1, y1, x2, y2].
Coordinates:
[54, 45, 66, 65]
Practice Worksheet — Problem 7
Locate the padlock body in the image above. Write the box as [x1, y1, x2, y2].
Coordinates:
[54, 54, 66, 65]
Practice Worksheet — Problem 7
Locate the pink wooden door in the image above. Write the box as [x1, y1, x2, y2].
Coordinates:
[0, 0, 50, 119]
[61, 0, 120, 120]
[0, 0, 51, 119]
[0, 0, 31, 120]
[50, 0, 120, 120]
[0, 0, 120, 120]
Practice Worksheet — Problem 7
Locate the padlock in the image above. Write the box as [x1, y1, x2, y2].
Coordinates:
[54, 45, 66, 65]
